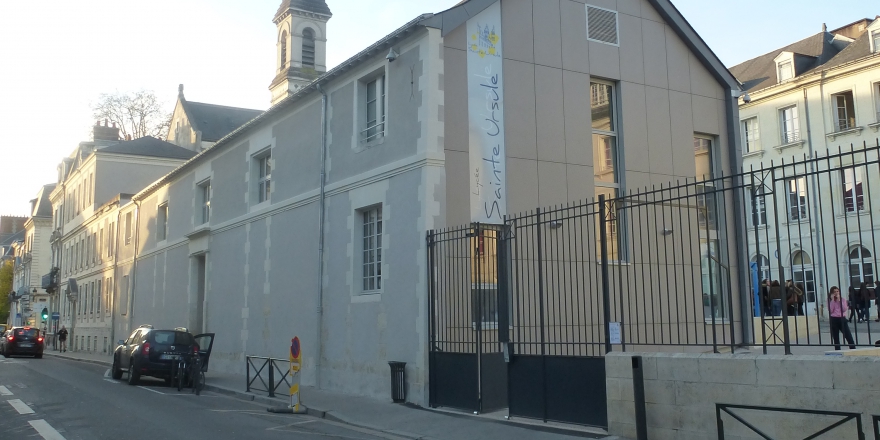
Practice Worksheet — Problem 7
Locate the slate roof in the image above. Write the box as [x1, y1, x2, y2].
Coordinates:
[32, 184, 56, 218]
[181, 101, 263, 143]
[809, 28, 877, 73]
[275, 0, 331, 19]
[100, 136, 198, 160]
[729, 32, 842, 93]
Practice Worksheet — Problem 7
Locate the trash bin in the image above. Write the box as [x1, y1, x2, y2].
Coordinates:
[388, 361, 406, 403]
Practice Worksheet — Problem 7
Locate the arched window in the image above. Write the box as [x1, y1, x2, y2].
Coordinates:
[302, 28, 315, 69]
[280, 31, 288, 69]
[849, 246, 874, 286]
[791, 251, 815, 302]
[752, 254, 771, 283]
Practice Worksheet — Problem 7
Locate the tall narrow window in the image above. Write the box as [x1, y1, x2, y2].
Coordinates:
[694, 137, 716, 229]
[96, 279, 102, 315]
[361, 206, 383, 292]
[780, 105, 800, 143]
[364, 75, 386, 142]
[591, 81, 620, 260]
[121, 275, 129, 315]
[125, 212, 132, 245]
[752, 254, 771, 284]
[748, 187, 765, 227]
[302, 28, 316, 69]
[257, 154, 271, 203]
[279, 30, 288, 70]
[778, 61, 793, 82]
[872, 30, 880, 54]
[109, 223, 115, 256]
[874, 82, 880, 122]
[98, 228, 103, 263]
[741, 117, 760, 153]
[849, 246, 874, 286]
[157, 203, 168, 241]
[787, 177, 808, 221]
[842, 166, 865, 212]
[199, 180, 211, 224]
[832, 91, 856, 131]
[791, 251, 816, 303]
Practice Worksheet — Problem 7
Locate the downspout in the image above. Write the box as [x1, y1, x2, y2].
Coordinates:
[110, 205, 121, 346]
[130, 201, 142, 329]
[315, 82, 329, 388]
[803, 86, 827, 317]
[727, 88, 751, 346]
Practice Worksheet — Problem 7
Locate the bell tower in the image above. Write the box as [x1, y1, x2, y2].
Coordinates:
[269, 0, 332, 106]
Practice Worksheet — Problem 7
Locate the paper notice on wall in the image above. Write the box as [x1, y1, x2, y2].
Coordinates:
[609, 322, 621, 345]
[467, 1, 506, 224]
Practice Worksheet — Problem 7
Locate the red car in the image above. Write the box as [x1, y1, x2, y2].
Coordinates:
[1, 327, 45, 358]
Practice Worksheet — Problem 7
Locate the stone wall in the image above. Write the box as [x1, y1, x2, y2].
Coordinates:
[606, 352, 880, 439]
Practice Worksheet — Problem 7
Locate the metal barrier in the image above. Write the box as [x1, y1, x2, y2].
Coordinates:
[716, 403, 865, 439]
[873, 415, 879, 440]
[245, 355, 292, 398]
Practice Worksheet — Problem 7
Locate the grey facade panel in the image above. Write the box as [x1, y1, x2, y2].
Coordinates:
[168, 174, 195, 242]
[272, 101, 323, 201]
[210, 142, 250, 224]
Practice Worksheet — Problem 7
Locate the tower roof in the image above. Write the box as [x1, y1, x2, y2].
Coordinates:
[275, 0, 331, 21]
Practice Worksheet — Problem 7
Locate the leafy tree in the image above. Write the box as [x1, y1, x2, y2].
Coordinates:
[92, 90, 172, 140]
[0, 260, 12, 324]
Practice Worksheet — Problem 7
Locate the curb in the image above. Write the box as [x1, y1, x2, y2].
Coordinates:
[43, 351, 112, 368]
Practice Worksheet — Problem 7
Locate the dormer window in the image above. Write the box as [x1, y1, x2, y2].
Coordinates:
[872, 30, 880, 53]
[778, 61, 793, 82]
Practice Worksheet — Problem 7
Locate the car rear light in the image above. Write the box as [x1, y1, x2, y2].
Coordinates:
[143, 342, 151, 355]
[37, 337, 43, 342]
[193, 344, 200, 354]
[7, 336, 12, 341]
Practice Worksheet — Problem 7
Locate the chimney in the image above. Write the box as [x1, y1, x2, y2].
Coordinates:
[93, 121, 121, 145]
[178, 84, 185, 100]
[822, 23, 827, 33]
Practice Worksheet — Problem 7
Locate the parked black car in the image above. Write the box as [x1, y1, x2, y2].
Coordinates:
[1, 327, 45, 358]
[111, 325, 214, 386]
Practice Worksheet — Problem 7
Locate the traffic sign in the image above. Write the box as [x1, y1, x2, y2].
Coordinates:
[51, 312, 60, 320]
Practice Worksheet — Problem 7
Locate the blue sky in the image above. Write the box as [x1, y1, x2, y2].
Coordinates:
[0, 0, 876, 215]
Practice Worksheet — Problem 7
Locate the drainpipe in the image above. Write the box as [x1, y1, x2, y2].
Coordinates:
[110, 204, 121, 347]
[315, 82, 329, 388]
[803, 87, 827, 317]
[129, 201, 141, 330]
[727, 88, 751, 346]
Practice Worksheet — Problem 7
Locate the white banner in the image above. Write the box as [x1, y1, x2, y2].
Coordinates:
[467, 1, 506, 224]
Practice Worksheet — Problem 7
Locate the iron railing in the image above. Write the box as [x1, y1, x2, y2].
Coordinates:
[873, 415, 880, 440]
[716, 403, 866, 440]
[245, 355, 292, 398]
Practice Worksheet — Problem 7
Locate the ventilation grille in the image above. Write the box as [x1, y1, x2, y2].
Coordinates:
[586, 5, 618, 45]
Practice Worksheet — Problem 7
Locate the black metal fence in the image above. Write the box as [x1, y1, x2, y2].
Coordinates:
[246, 355, 292, 398]
[427, 141, 880, 426]
[716, 403, 866, 439]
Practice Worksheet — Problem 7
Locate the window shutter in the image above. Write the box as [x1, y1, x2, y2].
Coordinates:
[586, 5, 618, 45]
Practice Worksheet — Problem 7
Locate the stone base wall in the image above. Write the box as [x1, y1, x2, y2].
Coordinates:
[606, 352, 880, 440]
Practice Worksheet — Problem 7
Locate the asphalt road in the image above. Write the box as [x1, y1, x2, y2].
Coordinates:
[0, 355, 406, 440]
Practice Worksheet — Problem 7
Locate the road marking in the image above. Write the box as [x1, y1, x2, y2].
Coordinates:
[137, 386, 166, 395]
[8, 399, 35, 414]
[266, 420, 318, 431]
[103, 369, 110, 378]
[103, 379, 118, 384]
[0, 386, 12, 396]
[29, 419, 67, 440]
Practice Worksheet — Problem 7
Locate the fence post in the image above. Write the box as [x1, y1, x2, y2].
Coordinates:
[497, 224, 510, 348]
[769, 166, 792, 355]
[268, 359, 276, 397]
[632, 356, 648, 440]
[599, 195, 612, 354]
[427, 230, 436, 408]
[246, 356, 250, 392]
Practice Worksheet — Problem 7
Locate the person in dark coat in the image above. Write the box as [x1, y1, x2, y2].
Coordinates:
[848, 285, 858, 323]
[769, 281, 782, 316]
[796, 282, 807, 316]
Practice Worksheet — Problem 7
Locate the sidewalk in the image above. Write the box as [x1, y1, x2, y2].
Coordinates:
[43, 349, 609, 440]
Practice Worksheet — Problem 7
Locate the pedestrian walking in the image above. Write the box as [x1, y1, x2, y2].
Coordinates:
[847, 285, 858, 323]
[769, 280, 783, 316]
[828, 286, 856, 350]
[857, 282, 870, 323]
[58, 326, 68, 352]
[796, 282, 807, 316]
[785, 280, 802, 316]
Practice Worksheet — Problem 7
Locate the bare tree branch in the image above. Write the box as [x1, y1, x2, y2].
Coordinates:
[91, 90, 171, 140]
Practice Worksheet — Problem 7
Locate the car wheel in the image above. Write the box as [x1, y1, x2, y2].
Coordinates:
[127, 359, 140, 385]
[2, 349, 8, 358]
[111, 356, 123, 380]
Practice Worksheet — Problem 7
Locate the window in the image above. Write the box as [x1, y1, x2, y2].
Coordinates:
[778, 61, 793, 82]
[471, 284, 499, 327]
[90, 281, 95, 314]
[109, 223, 115, 256]
[780, 105, 800, 144]
[199, 181, 211, 224]
[98, 228, 103, 263]
[279, 30, 288, 69]
[256, 153, 271, 203]
[591, 81, 621, 259]
[96, 279, 102, 315]
[874, 82, 880, 122]
[742, 117, 760, 153]
[842, 166, 865, 212]
[586, 5, 619, 45]
[832, 91, 856, 131]
[364, 75, 386, 143]
[121, 275, 129, 315]
[361, 206, 382, 292]
[849, 246, 874, 286]
[125, 212, 132, 245]
[787, 177, 808, 221]
[872, 30, 880, 54]
[106, 277, 112, 316]
[92, 232, 97, 263]
[302, 28, 315, 69]
[157, 203, 168, 241]
[750, 187, 767, 227]
[791, 252, 815, 303]
[695, 137, 717, 229]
